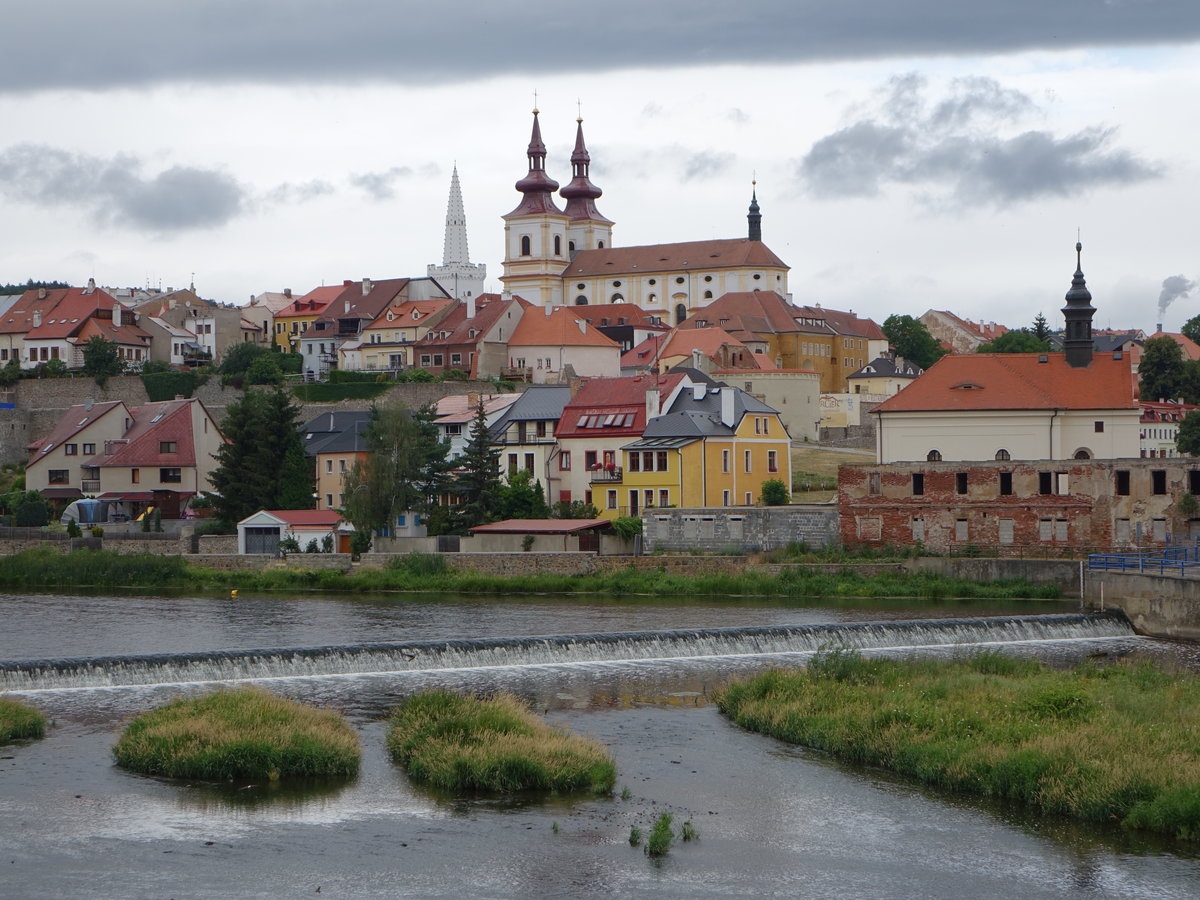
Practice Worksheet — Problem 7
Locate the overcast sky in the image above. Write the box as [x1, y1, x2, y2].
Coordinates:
[2, 1, 1198, 333]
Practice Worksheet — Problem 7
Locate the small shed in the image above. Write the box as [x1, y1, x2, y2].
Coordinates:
[237, 509, 348, 555]
[468, 518, 611, 553]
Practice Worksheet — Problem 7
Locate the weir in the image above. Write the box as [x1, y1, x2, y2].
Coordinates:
[0, 613, 1135, 692]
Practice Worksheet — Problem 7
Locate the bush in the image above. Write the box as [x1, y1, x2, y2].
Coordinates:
[645, 813, 674, 857]
[0, 696, 46, 742]
[610, 516, 643, 540]
[759, 479, 790, 506]
[65, 518, 82, 538]
[142, 369, 197, 401]
[14, 497, 50, 527]
[440, 368, 470, 382]
[291, 382, 392, 402]
[90, 525, 104, 538]
[113, 687, 360, 780]
[387, 552, 447, 576]
[386, 690, 615, 793]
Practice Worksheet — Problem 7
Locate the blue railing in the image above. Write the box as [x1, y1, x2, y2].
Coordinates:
[1089, 536, 1200, 576]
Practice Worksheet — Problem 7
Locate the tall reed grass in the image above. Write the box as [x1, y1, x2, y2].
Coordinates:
[717, 652, 1200, 840]
[0, 547, 1061, 601]
[0, 696, 45, 742]
[386, 690, 615, 793]
[113, 687, 360, 780]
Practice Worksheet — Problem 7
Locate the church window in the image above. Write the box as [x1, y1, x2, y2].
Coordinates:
[612, 281, 621, 287]
[753, 274, 761, 280]
[520, 235, 531, 256]
[569, 241, 575, 254]
[675, 304, 687, 325]
[610, 293, 624, 302]
[704, 291, 712, 299]
[704, 275, 713, 283]
[575, 295, 588, 305]
[926, 450, 942, 462]
[577, 283, 586, 290]
[675, 276, 685, 285]
[554, 235, 562, 256]
[647, 293, 656, 303]
[598, 241, 604, 248]
[648, 279, 656, 285]
[995, 449, 1010, 460]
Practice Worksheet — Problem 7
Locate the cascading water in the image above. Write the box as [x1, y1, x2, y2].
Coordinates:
[0, 613, 1135, 692]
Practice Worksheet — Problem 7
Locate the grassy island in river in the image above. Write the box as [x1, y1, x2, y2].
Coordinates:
[0, 696, 46, 742]
[387, 690, 616, 793]
[718, 652, 1200, 841]
[113, 687, 360, 780]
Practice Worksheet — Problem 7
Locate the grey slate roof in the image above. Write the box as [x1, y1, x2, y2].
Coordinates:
[300, 410, 371, 457]
[487, 385, 570, 438]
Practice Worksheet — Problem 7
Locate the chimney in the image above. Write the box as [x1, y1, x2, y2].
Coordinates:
[344, 299, 351, 314]
[692, 382, 705, 401]
[362, 278, 372, 296]
[37, 288, 46, 299]
[568, 375, 585, 397]
[467, 390, 480, 409]
[578, 319, 587, 335]
[501, 290, 512, 302]
[84, 397, 94, 411]
[645, 388, 660, 419]
[545, 304, 553, 317]
[32, 310, 41, 328]
[1157, 323, 1163, 333]
[720, 387, 736, 427]
[466, 295, 476, 319]
[284, 288, 292, 298]
[86, 277, 96, 293]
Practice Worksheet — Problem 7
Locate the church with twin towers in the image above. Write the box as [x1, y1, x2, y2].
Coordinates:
[432, 109, 791, 326]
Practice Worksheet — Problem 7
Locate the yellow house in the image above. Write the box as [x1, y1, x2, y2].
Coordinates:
[271, 285, 344, 352]
[358, 296, 457, 371]
[614, 383, 791, 516]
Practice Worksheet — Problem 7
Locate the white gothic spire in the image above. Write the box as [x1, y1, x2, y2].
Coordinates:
[428, 165, 487, 300]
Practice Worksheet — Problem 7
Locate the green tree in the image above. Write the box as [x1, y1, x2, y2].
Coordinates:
[219, 342, 270, 378]
[0, 358, 21, 387]
[1178, 411, 1200, 456]
[209, 388, 310, 524]
[339, 399, 450, 535]
[553, 500, 601, 519]
[977, 330, 1050, 354]
[245, 353, 283, 386]
[1032, 313, 1050, 341]
[450, 400, 503, 532]
[496, 468, 549, 519]
[81, 336, 124, 385]
[881, 315, 947, 370]
[1139, 337, 1187, 403]
[1182, 314, 1200, 346]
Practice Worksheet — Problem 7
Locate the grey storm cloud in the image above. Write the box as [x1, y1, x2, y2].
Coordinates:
[261, 180, 335, 206]
[799, 74, 1160, 206]
[0, 144, 246, 231]
[4, 2, 1199, 93]
[1159, 275, 1197, 316]
[683, 151, 736, 181]
[349, 164, 441, 201]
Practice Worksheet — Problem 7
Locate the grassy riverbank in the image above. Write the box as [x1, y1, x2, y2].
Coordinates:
[113, 687, 360, 780]
[0, 696, 45, 742]
[387, 690, 616, 793]
[717, 653, 1200, 840]
[0, 547, 1061, 600]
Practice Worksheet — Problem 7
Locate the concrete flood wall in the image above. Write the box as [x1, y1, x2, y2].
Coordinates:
[644, 505, 839, 553]
[1083, 571, 1200, 641]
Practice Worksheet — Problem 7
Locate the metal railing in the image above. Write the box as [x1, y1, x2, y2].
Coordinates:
[589, 467, 624, 483]
[1088, 538, 1200, 576]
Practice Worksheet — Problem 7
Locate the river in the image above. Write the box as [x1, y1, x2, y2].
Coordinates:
[2, 590, 1199, 898]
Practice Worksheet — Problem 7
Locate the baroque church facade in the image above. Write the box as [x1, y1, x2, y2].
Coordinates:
[498, 110, 791, 324]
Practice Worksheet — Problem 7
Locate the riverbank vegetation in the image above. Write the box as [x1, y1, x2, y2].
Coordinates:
[113, 687, 360, 780]
[0, 548, 1061, 601]
[717, 652, 1200, 841]
[0, 696, 45, 742]
[386, 690, 616, 793]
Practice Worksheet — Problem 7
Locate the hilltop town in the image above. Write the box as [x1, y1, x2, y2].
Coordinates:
[4, 111, 1198, 559]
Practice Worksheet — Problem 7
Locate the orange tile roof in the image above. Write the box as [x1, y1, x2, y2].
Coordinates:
[874, 352, 1137, 413]
[681, 291, 811, 337]
[572, 303, 665, 328]
[509, 306, 621, 348]
[556, 373, 686, 439]
[793, 305, 885, 340]
[561, 239, 788, 278]
[361, 296, 456, 332]
[96, 399, 206, 467]
[0, 287, 89, 335]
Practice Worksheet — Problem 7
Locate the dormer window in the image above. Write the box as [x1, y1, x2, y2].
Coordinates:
[950, 382, 983, 391]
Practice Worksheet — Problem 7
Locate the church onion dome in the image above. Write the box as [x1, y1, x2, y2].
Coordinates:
[560, 117, 613, 224]
[506, 109, 564, 218]
[1062, 241, 1093, 308]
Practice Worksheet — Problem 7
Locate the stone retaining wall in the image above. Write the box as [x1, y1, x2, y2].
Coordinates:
[1083, 570, 1200, 641]
[643, 505, 839, 553]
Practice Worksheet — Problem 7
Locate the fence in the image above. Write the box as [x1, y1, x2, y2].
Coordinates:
[1088, 534, 1200, 576]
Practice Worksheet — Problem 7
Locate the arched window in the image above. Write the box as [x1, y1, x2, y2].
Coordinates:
[553, 235, 562, 256]
[704, 291, 713, 299]
[1074, 448, 1092, 459]
[647, 293, 657, 304]
[995, 449, 1011, 460]
[520, 235, 531, 256]
[675, 304, 687, 325]
[610, 292, 624, 302]
[927, 450, 942, 462]
[575, 295, 588, 305]
[598, 240, 604, 249]
[569, 241, 576, 254]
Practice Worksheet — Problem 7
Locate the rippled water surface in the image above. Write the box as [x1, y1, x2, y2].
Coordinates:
[3, 591, 1199, 898]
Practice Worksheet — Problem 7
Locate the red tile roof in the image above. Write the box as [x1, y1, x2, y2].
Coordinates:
[27, 401, 126, 461]
[680, 291, 811, 338]
[361, 296, 456, 332]
[561, 239, 788, 278]
[1148, 331, 1200, 361]
[572, 303, 666, 328]
[793, 305, 885, 340]
[413, 294, 531, 349]
[470, 518, 609, 534]
[0, 287, 97, 336]
[267, 509, 345, 527]
[509, 306, 621, 348]
[873, 352, 1137, 413]
[556, 374, 686, 439]
[95, 400, 206, 468]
